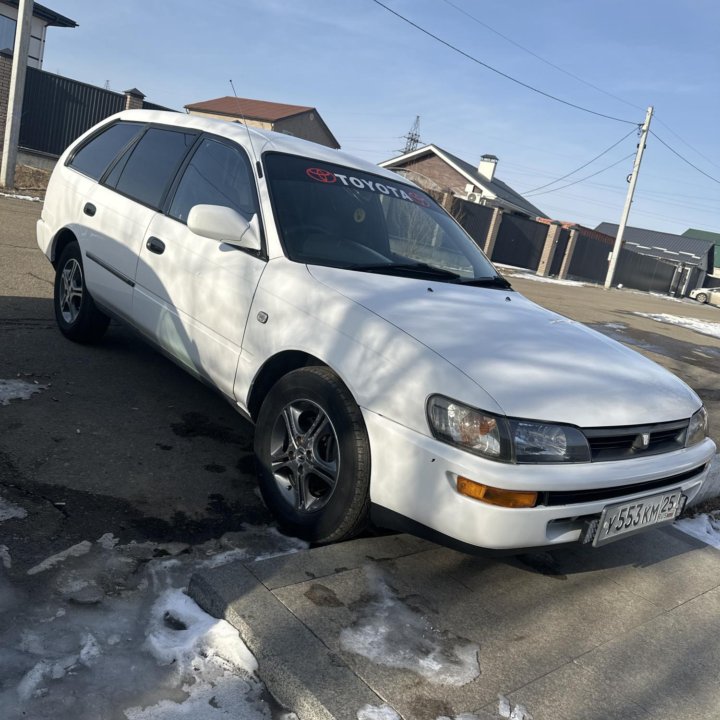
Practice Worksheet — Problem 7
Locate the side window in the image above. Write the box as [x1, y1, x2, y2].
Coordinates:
[68, 122, 143, 181]
[110, 128, 196, 208]
[169, 138, 257, 223]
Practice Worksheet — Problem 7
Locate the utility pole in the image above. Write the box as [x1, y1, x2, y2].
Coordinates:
[1, 0, 33, 188]
[604, 105, 653, 289]
[400, 115, 421, 154]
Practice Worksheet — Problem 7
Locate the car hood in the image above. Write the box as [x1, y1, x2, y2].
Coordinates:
[309, 266, 700, 427]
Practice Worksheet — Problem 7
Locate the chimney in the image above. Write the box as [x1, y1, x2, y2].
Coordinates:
[124, 88, 145, 111]
[478, 154, 498, 182]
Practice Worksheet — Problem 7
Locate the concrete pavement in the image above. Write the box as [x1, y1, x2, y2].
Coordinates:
[189, 527, 720, 720]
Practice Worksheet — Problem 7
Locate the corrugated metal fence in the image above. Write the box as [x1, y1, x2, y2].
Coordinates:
[20, 68, 125, 156]
[19, 67, 174, 157]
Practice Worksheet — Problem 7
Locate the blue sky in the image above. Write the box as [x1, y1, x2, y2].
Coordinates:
[42, 0, 719, 235]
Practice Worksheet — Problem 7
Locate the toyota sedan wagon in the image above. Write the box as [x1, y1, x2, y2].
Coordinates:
[37, 110, 716, 552]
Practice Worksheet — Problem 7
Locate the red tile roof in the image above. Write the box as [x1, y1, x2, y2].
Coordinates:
[184, 96, 314, 122]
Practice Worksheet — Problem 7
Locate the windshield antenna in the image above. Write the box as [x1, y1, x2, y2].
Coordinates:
[229, 79, 262, 175]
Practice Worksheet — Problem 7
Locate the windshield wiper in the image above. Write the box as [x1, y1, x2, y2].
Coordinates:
[349, 262, 461, 280]
[456, 275, 513, 289]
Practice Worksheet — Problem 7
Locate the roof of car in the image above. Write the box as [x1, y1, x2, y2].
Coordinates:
[113, 110, 403, 184]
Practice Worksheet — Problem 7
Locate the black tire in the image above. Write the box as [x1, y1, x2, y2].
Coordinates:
[54, 241, 110, 343]
[695, 292, 708, 304]
[254, 366, 371, 543]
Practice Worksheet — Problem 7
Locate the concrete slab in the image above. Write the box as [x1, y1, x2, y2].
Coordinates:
[188, 531, 720, 720]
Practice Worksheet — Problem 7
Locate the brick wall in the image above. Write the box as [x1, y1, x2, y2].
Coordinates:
[396, 154, 468, 194]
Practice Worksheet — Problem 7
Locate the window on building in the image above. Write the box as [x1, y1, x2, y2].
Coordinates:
[0, 14, 15, 52]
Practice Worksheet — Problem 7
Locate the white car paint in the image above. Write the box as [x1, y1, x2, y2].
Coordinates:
[690, 287, 720, 307]
[37, 109, 716, 551]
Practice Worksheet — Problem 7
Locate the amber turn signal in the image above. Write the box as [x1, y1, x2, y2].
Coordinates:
[457, 476, 538, 508]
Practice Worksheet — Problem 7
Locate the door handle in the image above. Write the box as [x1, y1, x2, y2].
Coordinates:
[146, 236, 165, 255]
[83, 202, 96, 217]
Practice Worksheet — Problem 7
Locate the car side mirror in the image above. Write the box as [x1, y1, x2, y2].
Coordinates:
[187, 204, 261, 252]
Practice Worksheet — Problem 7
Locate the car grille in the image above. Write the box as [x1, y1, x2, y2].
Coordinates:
[583, 419, 688, 462]
[540, 463, 707, 507]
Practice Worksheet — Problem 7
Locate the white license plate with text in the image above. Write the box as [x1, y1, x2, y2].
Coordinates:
[593, 488, 685, 546]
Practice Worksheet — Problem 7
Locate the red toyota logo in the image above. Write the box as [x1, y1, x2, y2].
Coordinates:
[408, 190, 430, 207]
[306, 167, 336, 183]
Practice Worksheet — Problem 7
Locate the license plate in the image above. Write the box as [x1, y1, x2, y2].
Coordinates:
[593, 488, 686, 547]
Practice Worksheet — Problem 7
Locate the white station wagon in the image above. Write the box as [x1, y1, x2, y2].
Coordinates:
[37, 110, 716, 552]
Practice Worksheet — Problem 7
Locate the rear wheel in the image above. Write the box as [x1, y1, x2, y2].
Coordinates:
[254, 366, 370, 543]
[54, 241, 109, 343]
[695, 292, 708, 304]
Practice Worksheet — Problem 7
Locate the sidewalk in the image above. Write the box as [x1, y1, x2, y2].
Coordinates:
[189, 528, 720, 720]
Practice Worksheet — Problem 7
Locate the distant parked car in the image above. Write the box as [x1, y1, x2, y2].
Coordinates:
[37, 110, 716, 553]
[689, 287, 720, 307]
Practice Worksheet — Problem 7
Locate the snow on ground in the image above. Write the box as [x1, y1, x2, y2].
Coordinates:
[340, 568, 480, 686]
[497, 695, 533, 719]
[0, 378, 47, 406]
[496, 266, 587, 288]
[357, 704, 402, 720]
[0, 191, 41, 202]
[0, 496, 27, 522]
[0, 525, 307, 720]
[633, 312, 720, 340]
[676, 455, 720, 548]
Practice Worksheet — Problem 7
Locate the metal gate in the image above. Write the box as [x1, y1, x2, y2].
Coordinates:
[491, 214, 547, 270]
[567, 231, 611, 283]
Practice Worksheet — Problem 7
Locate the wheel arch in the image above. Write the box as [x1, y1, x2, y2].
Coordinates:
[50, 227, 79, 268]
[247, 350, 329, 421]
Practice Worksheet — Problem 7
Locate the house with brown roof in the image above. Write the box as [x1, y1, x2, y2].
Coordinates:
[380, 144, 547, 219]
[184, 96, 340, 149]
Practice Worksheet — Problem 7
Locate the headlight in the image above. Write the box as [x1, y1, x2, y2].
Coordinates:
[427, 396, 506, 459]
[427, 395, 590, 463]
[509, 420, 590, 463]
[686, 406, 708, 447]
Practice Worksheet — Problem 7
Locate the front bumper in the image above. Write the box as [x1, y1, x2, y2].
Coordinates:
[364, 409, 716, 550]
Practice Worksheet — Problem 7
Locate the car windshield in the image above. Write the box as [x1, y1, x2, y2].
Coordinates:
[264, 152, 504, 284]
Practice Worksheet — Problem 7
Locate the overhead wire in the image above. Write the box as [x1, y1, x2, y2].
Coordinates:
[650, 131, 720, 186]
[521, 127, 638, 194]
[369, 0, 637, 125]
[524, 153, 635, 197]
[439, 0, 645, 114]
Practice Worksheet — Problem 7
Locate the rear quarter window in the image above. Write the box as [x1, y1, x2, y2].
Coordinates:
[68, 122, 143, 181]
[108, 128, 197, 209]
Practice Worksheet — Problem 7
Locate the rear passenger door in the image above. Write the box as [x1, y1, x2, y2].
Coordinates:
[70, 123, 198, 320]
[133, 135, 266, 398]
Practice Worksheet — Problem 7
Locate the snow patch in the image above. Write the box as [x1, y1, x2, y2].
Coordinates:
[0, 496, 27, 522]
[633, 312, 720, 340]
[27, 541, 93, 575]
[498, 695, 534, 719]
[498, 266, 587, 287]
[0, 545, 11, 568]
[357, 704, 402, 720]
[144, 589, 257, 675]
[0, 191, 41, 202]
[340, 570, 480, 686]
[0, 378, 46, 405]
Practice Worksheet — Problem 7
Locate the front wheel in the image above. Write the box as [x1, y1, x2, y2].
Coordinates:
[695, 292, 708, 304]
[54, 241, 109, 343]
[254, 366, 371, 543]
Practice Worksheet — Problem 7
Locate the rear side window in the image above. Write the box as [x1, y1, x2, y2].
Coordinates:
[169, 137, 257, 223]
[109, 128, 197, 209]
[68, 122, 142, 181]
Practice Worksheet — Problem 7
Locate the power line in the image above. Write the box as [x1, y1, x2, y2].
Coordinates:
[439, 0, 645, 114]
[369, 0, 637, 125]
[654, 117, 720, 172]
[650, 130, 720, 186]
[525, 153, 635, 197]
[521, 128, 637, 194]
